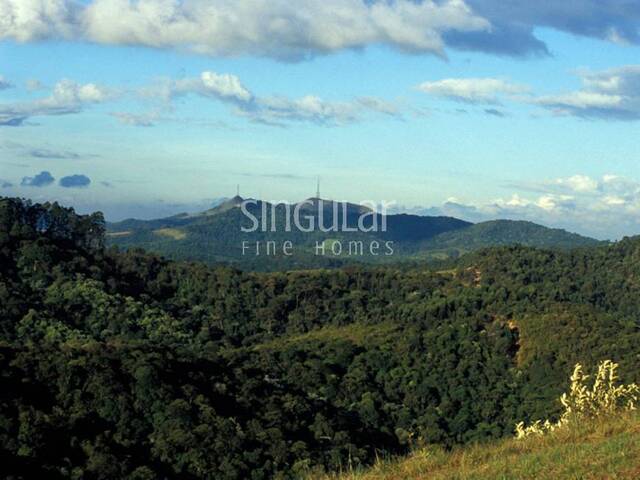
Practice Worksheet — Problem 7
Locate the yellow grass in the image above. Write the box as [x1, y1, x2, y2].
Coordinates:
[313, 412, 640, 480]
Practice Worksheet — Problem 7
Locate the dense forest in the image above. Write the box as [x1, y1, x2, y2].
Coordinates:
[1, 197, 639, 479]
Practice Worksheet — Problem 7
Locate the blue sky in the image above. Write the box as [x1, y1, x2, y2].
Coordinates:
[1, 1, 640, 239]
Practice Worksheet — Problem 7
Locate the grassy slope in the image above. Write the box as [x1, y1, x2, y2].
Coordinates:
[315, 413, 640, 480]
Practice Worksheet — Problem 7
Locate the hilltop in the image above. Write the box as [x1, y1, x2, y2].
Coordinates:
[423, 219, 600, 252]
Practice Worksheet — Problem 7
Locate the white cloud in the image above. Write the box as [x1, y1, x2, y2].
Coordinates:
[535, 194, 574, 211]
[555, 174, 599, 193]
[0, 0, 489, 60]
[5, 1, 640, 60]
[169, 72, 253, 103]
[502, 194, 530, 207]
[418, 77, 529, 104]
[0, 79, 112, 126]
[48, 79, 111, 104]
[200, 72, 252, 102]
[407, 173, 640, 239]
[493, 192, 575, 213]
[0, 0, 78, 41]
[0, 69, 399, 127]
[152, 70, 401, 126]
[603, 174, 620, 183]
[535, 92, 623, 109]
[506, 174, 640, 237]
[603, 195, 626, 206]
[531, 65, 640, 120]
[416, 66, 640, 122]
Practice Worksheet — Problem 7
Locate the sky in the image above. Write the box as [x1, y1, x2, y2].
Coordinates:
[1, 0, 640, 239]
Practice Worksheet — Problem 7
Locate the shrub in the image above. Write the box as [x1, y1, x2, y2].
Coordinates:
[515, 359, 640, 438]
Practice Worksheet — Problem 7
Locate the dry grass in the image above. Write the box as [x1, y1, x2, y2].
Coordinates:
[312, 412, 640, 480]
[153, 228, 187, 240]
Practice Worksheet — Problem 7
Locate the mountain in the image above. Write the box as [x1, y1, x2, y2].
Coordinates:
[106, 197, 602, 269]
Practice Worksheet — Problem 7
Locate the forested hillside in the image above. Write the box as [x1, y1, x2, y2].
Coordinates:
[1, 197, 638, 479]
[106, 198, 600, 270]
[421, 219, 601, 252]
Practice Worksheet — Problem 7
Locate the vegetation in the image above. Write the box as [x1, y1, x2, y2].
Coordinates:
[315, 412, 640, 480]
[320, 361, 640, 480]
[516, 360, 640, 438]
[421, 219, 601, 253]
[0, 196, 638, 479]
[106, 198, 601, 270]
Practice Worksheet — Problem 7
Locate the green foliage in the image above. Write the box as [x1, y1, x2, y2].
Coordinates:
[0, 196, 637, 479]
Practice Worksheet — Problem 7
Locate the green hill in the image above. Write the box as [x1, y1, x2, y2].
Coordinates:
[106, 198, 601, 270]
[423, 219, 601, 253]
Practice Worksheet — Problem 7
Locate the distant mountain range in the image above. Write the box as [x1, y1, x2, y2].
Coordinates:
[106, 196, 603, 270]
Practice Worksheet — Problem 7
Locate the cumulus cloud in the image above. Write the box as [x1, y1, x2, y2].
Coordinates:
[495, 193, 577, 212]
[153, 71, 253, 105]
[509, 174, 637, 199]
[21, 171, 55, 187]
[412, 174, 640, 239]
[0, 79, 112, 126]
[0, 0, 78, 41]
[59, 174, 91, 188]
[532, 66, 640, 120]
[152, 70, 401, 125]
[0, 0, 489, 60]
[5, 1, 640, 59]
[418, 78, 529, 104]
[194, 71, 252, 102]
[554, 174, 599, 193]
